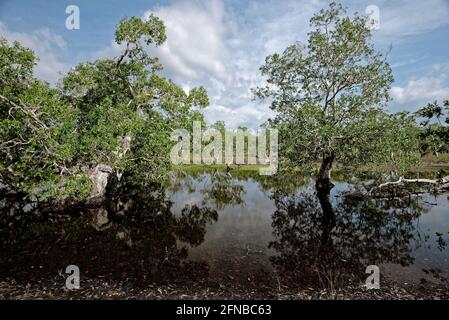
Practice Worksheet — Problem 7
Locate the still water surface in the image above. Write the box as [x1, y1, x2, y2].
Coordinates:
[168, 172, 449, 287]
[1, 171, 448, 290]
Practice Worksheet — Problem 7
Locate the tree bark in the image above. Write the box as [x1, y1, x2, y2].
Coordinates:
[315, 151, 336, 248]
[316, 151, 336, 191]
[316, 176, 336, 268]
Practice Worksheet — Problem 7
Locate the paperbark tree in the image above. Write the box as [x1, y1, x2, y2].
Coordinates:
[254, 2, 417, 188]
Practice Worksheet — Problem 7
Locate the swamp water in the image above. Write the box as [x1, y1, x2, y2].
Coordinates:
[1, 171, 448, 293]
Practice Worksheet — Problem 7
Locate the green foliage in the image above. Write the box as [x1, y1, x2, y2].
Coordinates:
[115, 15, 167, 46]
[0, 40, 84, 199]
[415, 100, 449, 156]
[367, 112, 421, 174]
[255, 2, 418, 178]
[0, 15, 209, 200]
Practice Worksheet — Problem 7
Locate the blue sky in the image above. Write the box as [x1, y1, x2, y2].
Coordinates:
[1, 0, 449, 129]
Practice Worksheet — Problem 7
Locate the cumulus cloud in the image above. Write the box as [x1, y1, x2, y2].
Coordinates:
[141, 0, 322, 129]
[93, 0, 449, 128]
[147, 0, 229, 82]
[391, 78, 449, 105]
[3, 0, 449, 127]
[92, 0, 323, 129]
[0, 21, 68, 84]
[146, 0, 449, 128]
[391, 64, 449, 110]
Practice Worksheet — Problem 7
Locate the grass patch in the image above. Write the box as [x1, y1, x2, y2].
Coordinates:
[174, 164, 267, 173]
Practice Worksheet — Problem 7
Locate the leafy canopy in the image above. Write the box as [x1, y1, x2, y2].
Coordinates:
[0, 15, 208, 200]
[255, 2, 419, 177]
[415, 100, 449, 156]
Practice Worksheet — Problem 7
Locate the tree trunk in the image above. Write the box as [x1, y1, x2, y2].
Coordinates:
[89, 164, 112, 197]
[316, 184, 336, 237]
[316, 151, 335, 191]
[316, 175, 336, 268]
[315, 151, 336, 249]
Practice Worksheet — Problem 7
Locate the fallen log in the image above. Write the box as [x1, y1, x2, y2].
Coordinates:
[369, 175, 449, 195]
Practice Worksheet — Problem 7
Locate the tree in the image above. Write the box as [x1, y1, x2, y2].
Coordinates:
[0, 39, 85, 199]
[0, 15, 209, 201]
[415, 100, 449, 157]
[211, 120, 226, 134]
[254, 2, 416, 188]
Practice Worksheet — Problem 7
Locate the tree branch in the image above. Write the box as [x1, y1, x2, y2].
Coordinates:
[369, 175, 449, 194]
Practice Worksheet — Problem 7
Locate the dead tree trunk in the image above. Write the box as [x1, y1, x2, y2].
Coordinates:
[369, 175, 449, 194]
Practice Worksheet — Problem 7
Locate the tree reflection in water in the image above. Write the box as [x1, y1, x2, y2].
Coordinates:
[0, 185, 218, 285]
[269, 184, 430, 290]
[167, 169, 246, 209]
[202, 171, 245, 209]
[1, 172, 448, 293]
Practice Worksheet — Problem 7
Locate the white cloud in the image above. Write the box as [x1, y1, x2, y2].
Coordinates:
[93, 40, 125, 60]
[0, 22, 68, 84]
[146, 0, 449, 128]
[3, 0, 448, 126]
[376, 0, 449, 37]
[142, 0, 322, 129]
[202, 103, 275, 130]
[147, 0, 229, 82]
[93, 0, 449, 128]
[391, 78, 449, 105]
[92, 0, 323, 129]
